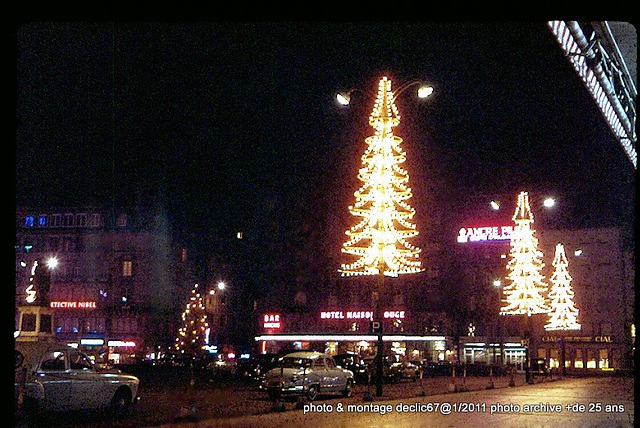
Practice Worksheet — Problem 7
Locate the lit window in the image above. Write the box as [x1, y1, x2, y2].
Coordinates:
[38, 215, 47, 227]
[574, 349, 583, 368]
[24, 216, 34, 228]
[598, 349, 609, 369]
[122, 261, 132, 277]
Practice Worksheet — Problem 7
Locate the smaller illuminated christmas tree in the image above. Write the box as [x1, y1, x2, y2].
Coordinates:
[501, 191, 549, 316]
[545, 243, 581, 331]
[174, 283, 210, 356]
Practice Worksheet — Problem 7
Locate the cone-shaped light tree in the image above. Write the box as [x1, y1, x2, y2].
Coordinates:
[339, 76, 423, 277]
[500, 191, 549, 316]
[174, 283, 210, 356]
[545, 243, 581, 330]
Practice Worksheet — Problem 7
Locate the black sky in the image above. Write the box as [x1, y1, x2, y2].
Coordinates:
[15, 22, 635, 246]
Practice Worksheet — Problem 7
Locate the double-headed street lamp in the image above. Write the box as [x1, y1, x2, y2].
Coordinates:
[337, 79, 434, 106]
[337, 76, 433, 397]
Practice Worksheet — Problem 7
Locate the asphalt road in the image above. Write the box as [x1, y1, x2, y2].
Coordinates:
[164, 377, 634, 427]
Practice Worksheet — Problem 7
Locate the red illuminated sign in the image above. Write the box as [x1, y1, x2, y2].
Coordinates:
[320, 310, 405, 320]
[263, 313, 282, 330]
[457, 225, 513, 243]
[50, 301, 97, 309]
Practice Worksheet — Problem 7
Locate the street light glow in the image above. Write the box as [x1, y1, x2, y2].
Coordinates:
[543, 197, 556, 208]
[490, 200, 500, 210]
[46, 256, 59, 269]
[336, 92, 350, 106]
[217, 281, 226, 290]
[417, 85, 434, 98]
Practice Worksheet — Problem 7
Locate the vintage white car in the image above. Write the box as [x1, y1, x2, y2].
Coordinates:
[15, 342, 140, 419]
[260, 351, 354, 401]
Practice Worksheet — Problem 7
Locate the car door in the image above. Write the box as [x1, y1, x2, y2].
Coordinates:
[68, 351, 103, 410]
[312, 357, 330, 390]
[35, 350, 73, 411]
[325, 357, 345, 390]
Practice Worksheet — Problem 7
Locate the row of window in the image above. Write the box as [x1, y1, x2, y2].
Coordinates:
[23, 213, 102, 228]
[22, 213, 129, 229]
[54, 315, 139, 334]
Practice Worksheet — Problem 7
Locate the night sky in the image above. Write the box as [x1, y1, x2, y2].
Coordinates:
[16, 22, 635, 249]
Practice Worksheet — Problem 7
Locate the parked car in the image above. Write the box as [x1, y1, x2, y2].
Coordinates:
[333, 353, 368, 384]
[205, 353, 236, 378]
[237, 353, 278, 382]
[423, 361, 452, 377]
[14, 341, 140, 419]
[260, 351, 354, 401]
[392, 360, 421, 381]
[530, 358, 549, 376]
[363, 355, 402, 383]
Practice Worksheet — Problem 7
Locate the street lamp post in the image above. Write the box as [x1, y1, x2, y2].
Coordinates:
[338, 76, 431, 397]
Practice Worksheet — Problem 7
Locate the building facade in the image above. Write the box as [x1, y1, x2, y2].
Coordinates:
[15, 206, 194, 364]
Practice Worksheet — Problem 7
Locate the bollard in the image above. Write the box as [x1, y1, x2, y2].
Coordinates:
[487, 365, 495, 389]
[508, 365, 515, 387]
[448, 363, 457, 392]
[363, 370, 374, 401]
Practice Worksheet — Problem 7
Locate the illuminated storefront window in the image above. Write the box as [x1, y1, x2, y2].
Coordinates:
[587, 349, 597, 368]
[574, 349, 583, 368]
[598, 349, 609, 368]
[549, 348, 559, 368]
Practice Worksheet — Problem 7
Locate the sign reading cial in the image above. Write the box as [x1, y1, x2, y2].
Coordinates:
[263, 313, 282, 330]
[542, 335, 613, 343]
[320, 310, 406, 320]
[457, 225, 513, 243]
[50, 301, 97, 309]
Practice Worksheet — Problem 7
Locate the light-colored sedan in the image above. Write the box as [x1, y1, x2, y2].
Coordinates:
[15, 342, 140, 419]
[260, 351, 354, 401]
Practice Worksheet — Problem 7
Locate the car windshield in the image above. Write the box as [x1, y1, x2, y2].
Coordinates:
[279, 357, 312, 368]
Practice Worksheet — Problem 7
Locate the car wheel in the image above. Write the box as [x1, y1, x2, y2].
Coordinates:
[342, 379, 353, 397]
[108, 387, 132, 419]
[306, 384, 318, 401]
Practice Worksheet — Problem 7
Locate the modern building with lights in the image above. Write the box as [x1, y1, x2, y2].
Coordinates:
[14, 206, 195, 364]
[452, 223, 634, 373]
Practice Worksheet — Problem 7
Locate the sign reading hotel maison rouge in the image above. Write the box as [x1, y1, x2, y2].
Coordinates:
[320, 310, 405, 320]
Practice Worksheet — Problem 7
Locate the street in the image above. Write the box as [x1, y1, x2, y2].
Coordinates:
[162, 376, 633, 427]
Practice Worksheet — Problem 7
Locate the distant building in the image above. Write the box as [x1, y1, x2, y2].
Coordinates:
[15, 205, 194, 364]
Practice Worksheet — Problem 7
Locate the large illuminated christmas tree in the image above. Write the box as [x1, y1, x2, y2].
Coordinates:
[500, 191, 549, 316]
[174, 283, 210, 356]
[339, 76, 423, 277]
[545, 243, 581, 330]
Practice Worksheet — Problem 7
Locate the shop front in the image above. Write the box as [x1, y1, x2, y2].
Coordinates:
[538, 335, 620, 374]
[459, 336, 527, 370]
[256, 311, 448, 362]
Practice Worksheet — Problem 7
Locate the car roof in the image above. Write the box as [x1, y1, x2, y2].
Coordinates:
[280, 351, 328, 359]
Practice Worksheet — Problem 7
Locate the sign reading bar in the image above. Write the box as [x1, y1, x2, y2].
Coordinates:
[457, 225, 513, 243]
[320, 310, 405, 320]
[263, 313, 282, 330]
[50, 301, 97, 309]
